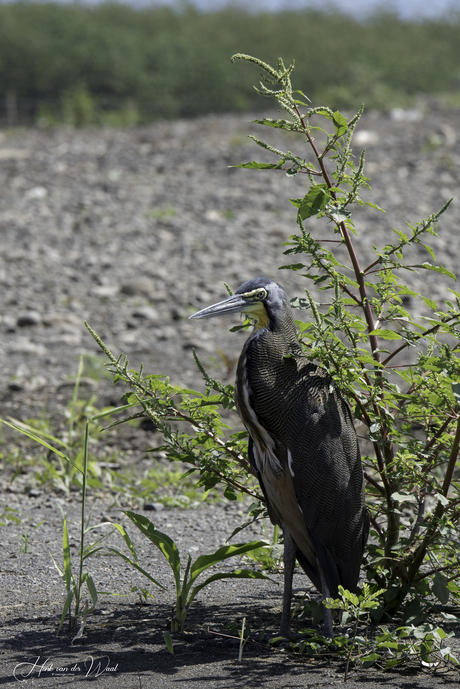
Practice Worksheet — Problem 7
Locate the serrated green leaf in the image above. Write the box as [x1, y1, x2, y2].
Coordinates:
[293, 89, 311, 101]
[422, 297, 437, 310]
[368, 329, 402, 340]
[279, 263, 305, 270]
[233, 161, 283, 170]
[294, 184, 331, 221]
[361, 652, 379, 667]
[433, 572, 450, 605]
[416, 263, 456, 280]
[332, 110, 348, 137]
[397, 285, 420, 298]
[252, 118, 301, 131]
[329, 206, 351, 223]
[391, 491, 418, 504]
[436, 493, 449, 507]
[422, 244, 436, 261]
[364, 201, 385, 212]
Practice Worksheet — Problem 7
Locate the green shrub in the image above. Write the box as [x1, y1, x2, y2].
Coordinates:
[88, 55, 460, 641]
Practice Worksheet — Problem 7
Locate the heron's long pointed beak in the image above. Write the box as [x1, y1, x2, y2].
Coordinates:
[189, 294, 248, 320]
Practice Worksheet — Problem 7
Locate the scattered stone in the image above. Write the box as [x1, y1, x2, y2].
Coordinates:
[3, 316, 17, 332]
[131, 306, 159, 321]
[120, 278, 155, 297]
[17, 311, 41, 327]
[24, 185, 48, 199]
[8, 381, 23, 391]
[26, 375, 48, 391]
[390, 107, 423, 122]
[0, 148, 30, 160]
[12, 339, 46, 355]
[28, 489, 42, 498]
[143, 502, 164, 511]
[120, 330, 142, 344]
[353, 130, 379, 146]
[204, 209, 224, 222]
[91, 284, 120, 298]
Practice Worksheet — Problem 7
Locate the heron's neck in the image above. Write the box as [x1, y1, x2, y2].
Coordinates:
[247, 309, 300, 355]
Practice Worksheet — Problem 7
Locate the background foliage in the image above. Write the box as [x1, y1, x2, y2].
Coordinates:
[1, 2, 460, 124]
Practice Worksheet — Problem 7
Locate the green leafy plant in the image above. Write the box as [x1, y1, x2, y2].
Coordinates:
[324, 584, 385, 678]
[242, 523, 283, 572]
[19, 519, 44, 555]
[85, 327, 263, 507]
[281, 586, 459, 676]
[4, 358, 257, 635]
[52, 518, 99, 635]
[84, 54, 460, 659]
[228, 53, 460, 617]
[0, 506, 21, 525]
[106, 511, 269, 632]
[4, 357, 117, 496]
[287, 613, 459, 676]
[238, 616, 249, 661]
[2, 364, 140, 633]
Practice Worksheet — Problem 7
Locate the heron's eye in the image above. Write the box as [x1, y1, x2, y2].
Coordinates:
[257, 289, 267, 300]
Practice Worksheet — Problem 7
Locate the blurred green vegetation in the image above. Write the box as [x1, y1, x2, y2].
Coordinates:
[1, 2, 460, 124]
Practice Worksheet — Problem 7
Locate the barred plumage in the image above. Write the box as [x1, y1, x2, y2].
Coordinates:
[190, 277, 369, 637]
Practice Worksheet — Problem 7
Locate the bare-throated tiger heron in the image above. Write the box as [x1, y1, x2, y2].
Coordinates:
[190, 277, 369, 636]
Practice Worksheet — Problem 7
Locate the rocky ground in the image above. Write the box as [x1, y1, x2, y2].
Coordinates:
[1, 104, 460, 687]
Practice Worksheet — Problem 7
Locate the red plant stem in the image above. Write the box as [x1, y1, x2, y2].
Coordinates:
[295, 103, 381, 365]
[382, 315, 460, 367]
[422, 416, 455, 459]
[294, 105, 401, 551]
[408, 415, 460, 580]
[364, 471, 385, 495]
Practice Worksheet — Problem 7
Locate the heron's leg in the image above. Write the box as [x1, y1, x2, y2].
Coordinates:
[280, 526, 295, 638]
[317, 560, 334, 638]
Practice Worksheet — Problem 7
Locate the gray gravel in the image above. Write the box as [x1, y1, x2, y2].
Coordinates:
[1, 106, 460, 687]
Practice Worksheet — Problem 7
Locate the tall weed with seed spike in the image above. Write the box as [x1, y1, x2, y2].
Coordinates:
[85, 54, 460, 656]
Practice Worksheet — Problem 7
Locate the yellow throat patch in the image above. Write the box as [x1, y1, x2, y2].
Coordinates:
[243, 301, 269, 330]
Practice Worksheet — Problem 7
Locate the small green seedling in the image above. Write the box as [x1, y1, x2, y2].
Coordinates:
[108, 511, 269, 632]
